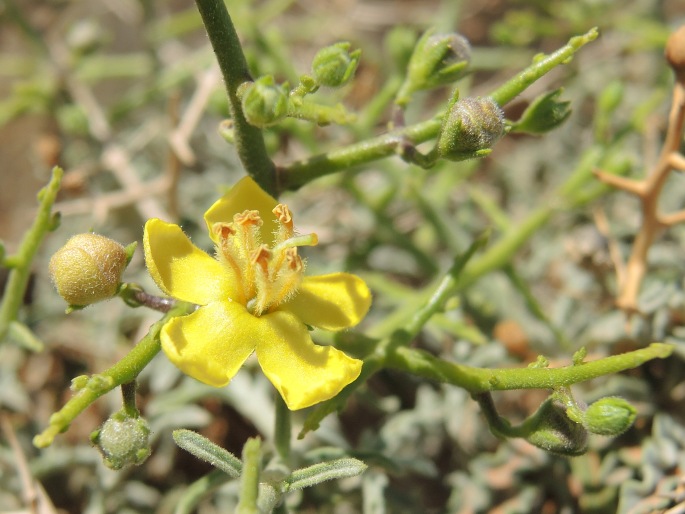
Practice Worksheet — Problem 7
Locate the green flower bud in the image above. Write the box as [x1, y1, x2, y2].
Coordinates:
[49, 233, 127, 307]
[437, 97, 505, 160]
[511, 89, 571, 135]
[239, 76, 288, 127]
[583, 397, 636, 436]
[397, 29, 471, 106]
[311, 42, 361, 88]
[524, 399, 588, 456]
[90, 411, 151, 470]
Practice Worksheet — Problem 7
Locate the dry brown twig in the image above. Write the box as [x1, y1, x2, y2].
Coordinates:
[0, 414, 58, 514]
[593, 25, 685, 315]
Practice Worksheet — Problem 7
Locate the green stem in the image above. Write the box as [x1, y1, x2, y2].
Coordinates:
[236, 438, 262, 514]
[457, 206, 553, 290]
[280, 28, 599, 190]
[274, 393, 291, 465]
[0, 166, 63, 346]
[503, 264, 569, 350]
[282, 117, 440, 190]
[471, 392, 517, 438]
[399, 231, 489, 343]
[121, 381, 139, 418]
[174, 470, 233, 514]
[299, 354, 385, 437]
[287, 100, 356, 125]
[386, 343, 672, 394]
[194, 0, 277, 195]
[33, 302, 194, 448]
[489, 28, 599, 106]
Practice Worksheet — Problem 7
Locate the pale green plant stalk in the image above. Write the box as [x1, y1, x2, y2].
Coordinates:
[0, 166, 63, 350]
[33, 301, 194, 448]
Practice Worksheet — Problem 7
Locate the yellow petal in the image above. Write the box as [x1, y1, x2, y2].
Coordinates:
[161, 301, 256, 387]
[255, 310, 362, 410]
[283, 273, 372, 331]
[144, 218, 236, 305]
[204, 176, 279, 245]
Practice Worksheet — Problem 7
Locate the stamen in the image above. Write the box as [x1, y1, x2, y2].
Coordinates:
[273, 204, 293, 226]
[251, 245, 271, 275]
[234, 210, 262, 228]
[213, 222, 236, 241]
[212, 222, 246, 304]
[273, 204, 295, 242]
[283, 247, 303, 272]
[215, 207, 312, 317]
[233, 211, 263, 300]
[268, 248, 304, 310]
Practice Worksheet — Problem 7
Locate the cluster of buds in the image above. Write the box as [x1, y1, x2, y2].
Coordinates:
[238, 42, 360, 129]
[524, 394, 636, 456]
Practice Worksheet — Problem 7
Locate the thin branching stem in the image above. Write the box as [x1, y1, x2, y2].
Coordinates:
[281, 28, 599, 190]
[33, 302, 195, 448]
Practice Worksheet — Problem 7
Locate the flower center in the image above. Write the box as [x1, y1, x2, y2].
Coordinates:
[213, 204, 318, 316]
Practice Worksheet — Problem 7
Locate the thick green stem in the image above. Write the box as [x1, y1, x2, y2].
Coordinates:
[195, 0, 277, 195]
[280, 28, 599, 190]
[386, 343, 672, 394]
[33, 302, 194, 448]
[0, 166, 63, 346]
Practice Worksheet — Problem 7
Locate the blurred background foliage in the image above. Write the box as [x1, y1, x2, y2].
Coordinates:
[2, 0, 685, 512]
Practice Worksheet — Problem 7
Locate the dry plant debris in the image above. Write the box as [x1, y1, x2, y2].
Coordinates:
[594, 25, 685, 315]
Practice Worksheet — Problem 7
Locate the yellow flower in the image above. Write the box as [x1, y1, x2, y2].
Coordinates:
[143, 177, 371, 410]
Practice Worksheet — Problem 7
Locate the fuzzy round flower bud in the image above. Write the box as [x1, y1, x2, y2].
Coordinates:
[524, 399, 588, 456]
[239, 76, 288, 128]
[437, 97, 505, 160]
[90, 411, 151, 470]
[665, 25, 685, 82]
[49, 233, 127, 307]
[583, 397, 636, 436]
[311, 42, 361, 88]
